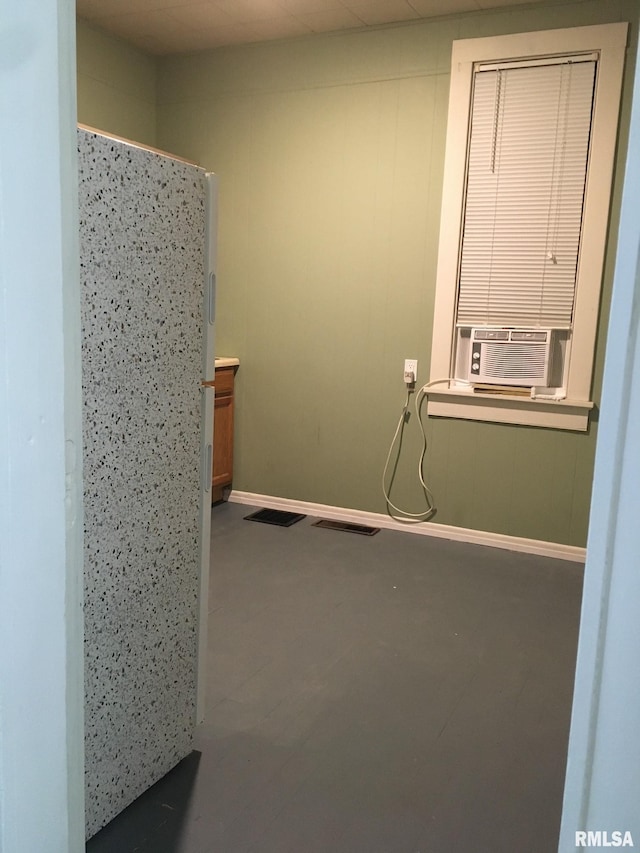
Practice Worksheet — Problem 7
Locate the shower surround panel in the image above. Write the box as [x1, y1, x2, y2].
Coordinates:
[78, 128, 206, 837]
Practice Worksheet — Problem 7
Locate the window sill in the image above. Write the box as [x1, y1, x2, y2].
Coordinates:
[426, 389, 593, 431]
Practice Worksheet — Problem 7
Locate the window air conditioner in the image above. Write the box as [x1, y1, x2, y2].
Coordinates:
[469, 327, 553, 387]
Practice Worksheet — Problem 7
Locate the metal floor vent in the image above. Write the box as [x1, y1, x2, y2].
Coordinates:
[244, 508, 306, 527]
[312, 519, 380, 536]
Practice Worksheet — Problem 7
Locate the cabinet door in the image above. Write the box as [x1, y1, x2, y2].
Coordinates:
[212, 391, 234, 488]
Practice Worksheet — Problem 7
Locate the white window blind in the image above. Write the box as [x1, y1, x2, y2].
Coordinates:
[455, 58, 597, 328]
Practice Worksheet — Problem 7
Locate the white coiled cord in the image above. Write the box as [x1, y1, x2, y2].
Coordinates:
[382, 379, 470, 522]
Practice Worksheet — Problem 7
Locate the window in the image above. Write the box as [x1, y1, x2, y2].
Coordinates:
[428, 23, 628, 430]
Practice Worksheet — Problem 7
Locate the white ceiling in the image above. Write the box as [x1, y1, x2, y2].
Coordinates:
[77, 0, 561, 55]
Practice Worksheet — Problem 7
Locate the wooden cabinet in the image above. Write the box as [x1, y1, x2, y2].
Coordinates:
[212, 365, 236, 502]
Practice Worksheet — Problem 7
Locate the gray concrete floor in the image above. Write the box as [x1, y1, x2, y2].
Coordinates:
[87, 501, 583, 852]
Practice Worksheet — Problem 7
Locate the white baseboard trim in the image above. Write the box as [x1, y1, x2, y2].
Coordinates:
[228, 491, 586, 563]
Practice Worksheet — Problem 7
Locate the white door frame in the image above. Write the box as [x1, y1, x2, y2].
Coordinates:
[0, 2, 84, 850]
[558, 37, 640, 851]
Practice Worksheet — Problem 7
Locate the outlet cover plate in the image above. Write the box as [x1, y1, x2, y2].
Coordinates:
[404, 358, 418, 380]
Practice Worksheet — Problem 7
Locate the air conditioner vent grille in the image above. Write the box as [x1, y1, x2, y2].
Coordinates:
[482, 342, 548, 380]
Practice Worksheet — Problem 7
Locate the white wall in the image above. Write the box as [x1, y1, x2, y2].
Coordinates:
[0, 2, 84, 851]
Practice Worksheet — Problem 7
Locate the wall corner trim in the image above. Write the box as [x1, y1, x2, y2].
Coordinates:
[228, 491, 586, 563]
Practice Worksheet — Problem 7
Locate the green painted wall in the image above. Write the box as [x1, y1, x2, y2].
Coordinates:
[152, 0, 638, 546]
[76, 19, 157, 147]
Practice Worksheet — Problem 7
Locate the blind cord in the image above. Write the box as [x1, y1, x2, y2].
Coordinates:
[382, 379, 471, 523]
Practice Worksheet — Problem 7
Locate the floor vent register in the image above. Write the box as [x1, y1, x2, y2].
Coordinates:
[312, 519, 380, 536]
[244, 508, 306, 527]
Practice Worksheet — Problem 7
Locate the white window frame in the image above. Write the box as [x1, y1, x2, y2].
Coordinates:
[428, 23, 628, 431]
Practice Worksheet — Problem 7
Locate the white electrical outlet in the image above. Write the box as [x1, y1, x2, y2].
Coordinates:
[404, 358, 418, 383]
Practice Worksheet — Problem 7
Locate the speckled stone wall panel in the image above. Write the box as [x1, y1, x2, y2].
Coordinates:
[78, 129, 206, 838]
